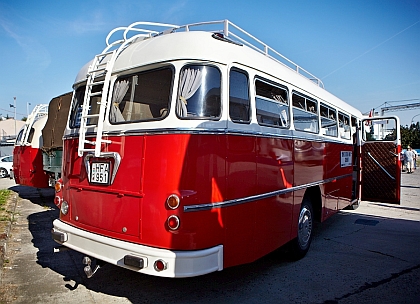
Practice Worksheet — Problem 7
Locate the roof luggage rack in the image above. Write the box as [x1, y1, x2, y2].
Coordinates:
[104, 20, 324, 88]
[19, 104, 48, 146]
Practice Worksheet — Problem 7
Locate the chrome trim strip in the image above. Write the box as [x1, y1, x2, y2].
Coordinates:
[367, 152, 395, 180]
[64, 128, 348, 144]
[389, 151, 398, 157]
[183, 174, 352, 212]
[84, 152, 122, 184]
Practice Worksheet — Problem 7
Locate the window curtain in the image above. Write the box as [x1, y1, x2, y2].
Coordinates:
[177, 68, 202, 117]
[110, 80, 130, 122]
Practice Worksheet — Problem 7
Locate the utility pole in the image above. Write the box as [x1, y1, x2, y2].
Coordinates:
[10, 97, 17, 136]
[27, 102, 31, 117]
[14, 97, 16, 136]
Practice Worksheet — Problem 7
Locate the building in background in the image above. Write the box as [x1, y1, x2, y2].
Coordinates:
[0, 118, 26, 156]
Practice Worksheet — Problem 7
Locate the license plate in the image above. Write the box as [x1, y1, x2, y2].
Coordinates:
[90, 162, 110, 184]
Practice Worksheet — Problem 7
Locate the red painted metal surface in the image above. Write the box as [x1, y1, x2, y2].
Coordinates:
[60, 133, 353, 268]
[12, 145, 49, 188]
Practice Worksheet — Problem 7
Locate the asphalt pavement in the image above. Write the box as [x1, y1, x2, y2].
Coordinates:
[0, 171, 419, 303]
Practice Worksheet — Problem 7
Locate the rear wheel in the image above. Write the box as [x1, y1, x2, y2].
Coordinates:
[346, 200, 360, 210]
[289, 198, 314, 260]
[0, 168, 8, 178]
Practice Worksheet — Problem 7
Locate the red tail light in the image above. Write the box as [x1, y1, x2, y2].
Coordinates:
[167, 215, 180, 230]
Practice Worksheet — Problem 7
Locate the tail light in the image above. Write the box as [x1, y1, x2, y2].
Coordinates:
[55, 178, 63, 193]
[54, 178, 63, 207]
[154, 259, 167, 272]
[167, 215, 180, 230]
[166, 194, 180, 209]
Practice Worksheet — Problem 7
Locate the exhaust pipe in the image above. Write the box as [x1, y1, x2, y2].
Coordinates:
[82, 256, 103, 278]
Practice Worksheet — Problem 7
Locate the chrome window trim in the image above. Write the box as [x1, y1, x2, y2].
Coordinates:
[63, 128, 350, 144]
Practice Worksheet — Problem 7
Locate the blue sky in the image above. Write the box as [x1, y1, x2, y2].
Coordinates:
[1, 0, 419, 126]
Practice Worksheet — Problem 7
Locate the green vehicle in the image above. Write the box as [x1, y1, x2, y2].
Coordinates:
[42, 92, 72, 187]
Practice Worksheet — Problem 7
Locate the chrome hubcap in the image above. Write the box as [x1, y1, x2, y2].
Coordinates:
[298, 206, 312, 249]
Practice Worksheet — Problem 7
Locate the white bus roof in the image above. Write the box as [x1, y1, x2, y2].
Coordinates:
[74, 20, 362, 118]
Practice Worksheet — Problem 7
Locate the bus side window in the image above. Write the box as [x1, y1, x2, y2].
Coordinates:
[15, 129, 24, 145]
[27, 128, 35, 144]
[339, 111, 351, 140]
[351, 115, 358, 137]
[255, 79, 289, 128]
[292, 92, 318, 133]
[363, 118, 397, 141]
[320, 103, 337, 137]
[229, 69, 250, 123]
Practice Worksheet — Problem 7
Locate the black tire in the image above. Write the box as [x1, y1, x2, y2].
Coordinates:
[0, 168, 8, 178]
[289, 198, 314, 260]
[346, 200, 360, 210]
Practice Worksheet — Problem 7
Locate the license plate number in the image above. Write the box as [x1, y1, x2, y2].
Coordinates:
[90, 162, 110, 184]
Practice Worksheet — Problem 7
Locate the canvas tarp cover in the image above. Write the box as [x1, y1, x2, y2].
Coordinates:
[42, 92, 72, 153]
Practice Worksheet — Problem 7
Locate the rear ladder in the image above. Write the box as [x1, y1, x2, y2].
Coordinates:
[77, 51, 117, 157]
[77, 22, 183, 157]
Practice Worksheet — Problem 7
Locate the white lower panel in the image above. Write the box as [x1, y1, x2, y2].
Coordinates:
[52, 219, 223, 278]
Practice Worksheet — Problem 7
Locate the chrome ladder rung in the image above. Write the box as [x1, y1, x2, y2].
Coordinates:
[88, 80, 105, 86]
[89, 92, 102, 97]
[82, 114, 100, 118]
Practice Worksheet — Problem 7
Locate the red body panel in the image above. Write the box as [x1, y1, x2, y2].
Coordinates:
[61, 133, 353, 268]
[12, 145, 49, 188]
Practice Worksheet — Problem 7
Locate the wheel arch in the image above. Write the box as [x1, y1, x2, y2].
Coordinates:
[303, 185, 322, 222]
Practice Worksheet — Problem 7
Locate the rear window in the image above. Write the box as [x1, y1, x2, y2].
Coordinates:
[176, 65, 221, 119]
[110, 67, 173, 123]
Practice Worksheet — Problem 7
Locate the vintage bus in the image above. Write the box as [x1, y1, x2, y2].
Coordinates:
[42, 92, 72, 186]
[52, 20, 401, 278]
[13, 104, 50, 188]
[12, 92, 72, 188]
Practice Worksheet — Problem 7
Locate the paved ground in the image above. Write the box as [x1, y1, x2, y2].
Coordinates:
[0, 171, 419, 303]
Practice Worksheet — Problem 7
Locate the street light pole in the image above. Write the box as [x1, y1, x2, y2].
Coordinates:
[410, 113, 420, 126]
[13, 97, 16, 136]
[27, 102, 31, 117]
[10, 98, 17, 136]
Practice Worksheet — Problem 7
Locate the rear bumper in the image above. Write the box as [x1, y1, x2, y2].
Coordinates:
[52, 219, 223, 278]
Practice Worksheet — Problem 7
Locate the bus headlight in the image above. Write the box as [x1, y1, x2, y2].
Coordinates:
[61, 200, 69, 215]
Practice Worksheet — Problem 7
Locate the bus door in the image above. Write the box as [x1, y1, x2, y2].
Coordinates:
[360, 116, 401, 204]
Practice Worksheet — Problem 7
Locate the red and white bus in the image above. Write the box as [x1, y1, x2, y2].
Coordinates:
[12, 92, 72, 188]
[13, 105, 50, 188]
[52, 20, 401, 278]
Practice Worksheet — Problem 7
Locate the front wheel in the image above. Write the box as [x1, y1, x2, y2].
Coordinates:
[0, 168, 8, 178]
[289, 199, 314, 260]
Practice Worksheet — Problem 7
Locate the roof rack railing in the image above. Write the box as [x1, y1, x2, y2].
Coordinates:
[19, 104, 48, 146]
[103, 20, 324, 88]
